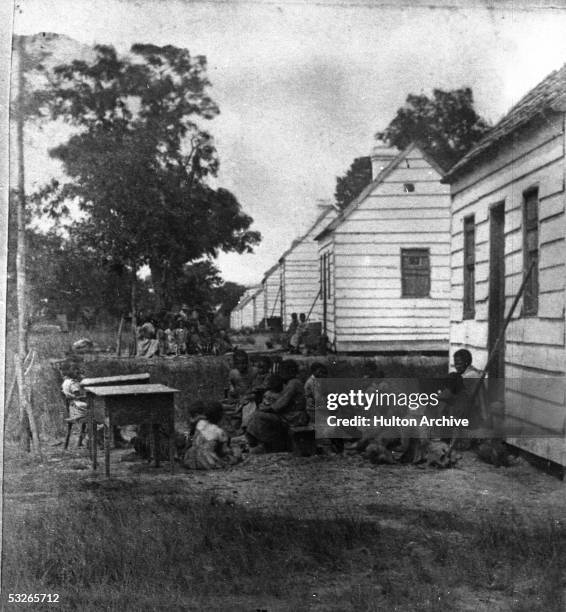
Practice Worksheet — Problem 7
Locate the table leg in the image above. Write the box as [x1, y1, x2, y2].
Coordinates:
[152, 424, 160, 468]
[169, 420, 175, 474]
[104, 422, 111, 477]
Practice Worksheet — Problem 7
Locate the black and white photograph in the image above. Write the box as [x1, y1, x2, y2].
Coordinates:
[2, 0, 566, 610]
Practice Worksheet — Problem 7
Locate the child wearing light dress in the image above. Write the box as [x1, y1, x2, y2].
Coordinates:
[183, 401, 238, 469]
[61, 366, 88, 422]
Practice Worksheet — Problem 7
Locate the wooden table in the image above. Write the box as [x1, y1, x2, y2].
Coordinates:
[81, 373, 150, 387]
[84, 383, 178, 477]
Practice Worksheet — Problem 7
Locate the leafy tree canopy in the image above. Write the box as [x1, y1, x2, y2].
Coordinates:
[212, 281, 247, 315]
[376, 87, 490, 170]
[39, 43, 260, 310]
[334, 156, 372, 210]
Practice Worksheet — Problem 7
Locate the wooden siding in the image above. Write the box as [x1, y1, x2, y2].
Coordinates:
[317, 233, 336, 345]
[449, 110, 566, 465]
[262, 265, 281, 324]
[329, 146, 451, 352]
[280, 208, 337, 329]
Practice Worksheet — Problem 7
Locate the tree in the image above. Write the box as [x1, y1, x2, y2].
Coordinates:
[212, 281, 247, 315]
[40, 43, 260, 318]
[175, 260, 223, 312]
[11, 35, 45, 455]
[7, 193, 135, 327]
[377, 88, 490, 170]
[334, 156, 372, 209]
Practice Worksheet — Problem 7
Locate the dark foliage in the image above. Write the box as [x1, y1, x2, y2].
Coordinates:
[377, 88, 490, 171]
[334, 156, 372, 209]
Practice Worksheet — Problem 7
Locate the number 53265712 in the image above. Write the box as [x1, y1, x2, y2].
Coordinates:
[8, 594, 60, 603]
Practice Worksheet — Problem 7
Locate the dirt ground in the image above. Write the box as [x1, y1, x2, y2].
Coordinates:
[3, 435, 565, 611]
[5, 436, 564, 522]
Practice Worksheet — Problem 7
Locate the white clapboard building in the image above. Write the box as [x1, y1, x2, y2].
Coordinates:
[278, 204, 338, 330]
[315, 141, 452, 353]
[444, 64, 566, 466]
[230, 286, 263, 330]
[261, 262, 282, 328]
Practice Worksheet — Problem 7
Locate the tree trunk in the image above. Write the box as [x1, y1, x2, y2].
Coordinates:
[15, 35, 41, 456]
[130, 266, 138, 356]
[149, 259, 172, 312]
[116, 314, 124, 356]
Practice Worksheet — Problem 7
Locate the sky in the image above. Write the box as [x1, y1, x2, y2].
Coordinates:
[12, 0, 566, 286]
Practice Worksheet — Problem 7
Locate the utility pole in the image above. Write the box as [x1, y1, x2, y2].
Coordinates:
[14, 34, 41, 456]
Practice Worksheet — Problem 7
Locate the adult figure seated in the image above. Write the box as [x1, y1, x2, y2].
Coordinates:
[222, 349, 257, 434]
[136, 315, 159, 357]
[453, 348, 488, 427]
[245, 359, 307, 454]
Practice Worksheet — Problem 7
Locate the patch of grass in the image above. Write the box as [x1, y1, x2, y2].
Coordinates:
[3, 476, 565, 611]
[1, 485, 378, 610]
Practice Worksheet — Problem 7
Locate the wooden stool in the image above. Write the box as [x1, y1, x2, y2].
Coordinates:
[288, 425, 316, 457]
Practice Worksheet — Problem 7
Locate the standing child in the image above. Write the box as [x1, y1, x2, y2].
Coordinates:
[304, 362, 328, 425]
[174, 317, 188, 355]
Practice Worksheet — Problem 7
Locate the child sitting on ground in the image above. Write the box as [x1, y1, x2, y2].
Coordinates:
[183, 401, 239, 469]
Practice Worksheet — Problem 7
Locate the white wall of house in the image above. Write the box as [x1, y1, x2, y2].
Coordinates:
[320, 144, 451, 352]
[280, 206, 337, 330]
[448, 113, 566, 465]
[317, 232, 336, 345]
[262, 264, 282, 325]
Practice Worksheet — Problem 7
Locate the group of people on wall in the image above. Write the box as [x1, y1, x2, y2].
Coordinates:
[135, 305, 232, 357]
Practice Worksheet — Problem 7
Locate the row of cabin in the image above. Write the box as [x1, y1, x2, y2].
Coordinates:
[230, 204, 338, 332]
[230, 64, 566, 466]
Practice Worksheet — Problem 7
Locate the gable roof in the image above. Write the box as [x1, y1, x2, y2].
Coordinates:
[315, 142, 445, 240]
[278, 205, 337, 262]
[232, 286, 261, 312]
[262, 261, 280, 283]
[445, 63, 566, 181]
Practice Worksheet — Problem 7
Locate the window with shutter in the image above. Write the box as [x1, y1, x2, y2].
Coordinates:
[523, 188, 539, 316]
[401, 248, 430, 297]
[463, 215, 475, 319]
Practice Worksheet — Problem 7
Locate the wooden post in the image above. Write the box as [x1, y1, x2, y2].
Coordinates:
[305, 289, 321, 323]
[449, 260, 537, 450]
[14, 36, 41, 457]
[470, 259, 537, 407]
[14, 354, 42, 459]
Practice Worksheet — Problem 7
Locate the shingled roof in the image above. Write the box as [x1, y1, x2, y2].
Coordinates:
[445, 63, 566, 181]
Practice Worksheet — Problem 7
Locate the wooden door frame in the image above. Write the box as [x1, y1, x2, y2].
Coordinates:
[488, 201, 506, 399]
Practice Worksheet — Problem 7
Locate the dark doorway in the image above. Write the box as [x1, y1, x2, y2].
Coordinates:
[488, 202, 506, 400]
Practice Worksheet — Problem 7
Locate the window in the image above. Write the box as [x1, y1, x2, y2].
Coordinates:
[401, 248, 430, 297]
[463, 215, 475, 319]
[403, 182, 415, 193]
[523, 188, 539, 316]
